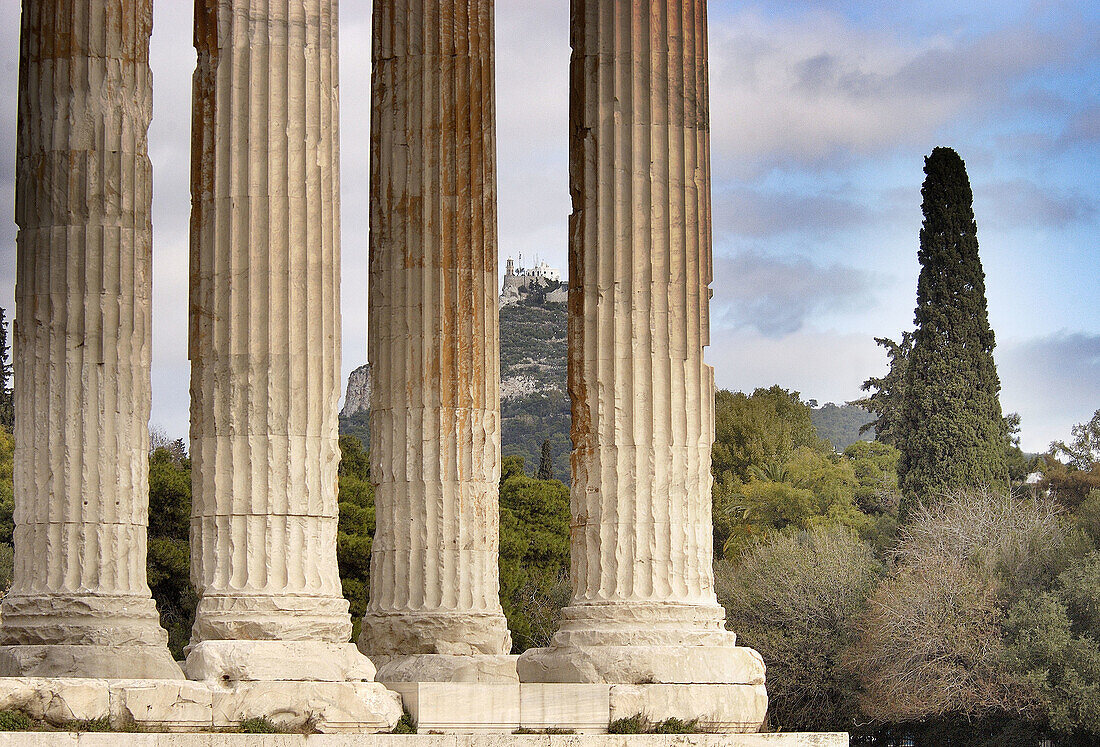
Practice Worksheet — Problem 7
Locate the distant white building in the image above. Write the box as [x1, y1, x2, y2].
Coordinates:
[500, 256, 566, 306]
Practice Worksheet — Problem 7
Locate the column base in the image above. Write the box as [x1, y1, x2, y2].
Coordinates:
[517, 643, 764, 684]
[373, 653, 519, 683]
[517, 602, 766, 684]
[190, 593, 353, 643]
[358, 610, 512, 656]
[0, 645, 184, 679]
[0, 593, 182, 679]
[183, 640, 376, 683]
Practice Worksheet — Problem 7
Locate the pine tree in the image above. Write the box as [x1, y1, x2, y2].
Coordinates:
[898, 147, 1007, 516]
[537, 439, 554, 481]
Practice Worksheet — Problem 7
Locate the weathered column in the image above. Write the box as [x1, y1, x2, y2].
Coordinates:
[0, 0, 182, 678]
[517, 0, 765, 685]
[358, 0, 514, 681]
[185, 0, 377, 685]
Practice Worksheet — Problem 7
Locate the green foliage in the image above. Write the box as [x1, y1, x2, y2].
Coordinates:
[0, 309, 12, 431]
[607, 714, 705, 734]
[500, 299, 571, 483]
[0, 710, 33, 731]
[1003, 552, 1100, 735]
[855, 333, 912, 447]
[712, 386, 824, 485]
[70, 717, 113, 732]
[338, 408, 371, 451]
[898, 147, 1008, 514]
[717, 527, 881, 731]
[1044, 410, 1100, 508]
[336, 435, 375, 637]
[146, 446, 196, 660]
[237, 717, 283, 734]
[498, 471, 570, 652]
[0, 424, 14, 550]
[811, 402, 875, 451]
[847, 488, 1100, 738]
[390, 711, 416, 734]
[711, 388, 893, 558]
[537, 439, 555, 481]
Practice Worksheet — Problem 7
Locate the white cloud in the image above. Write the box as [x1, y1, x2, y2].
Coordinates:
[708, 327, 885, 406]
[713, 251, 877, 336]
[998, 332, 1100, 452]
[706, 7, 1086, 176]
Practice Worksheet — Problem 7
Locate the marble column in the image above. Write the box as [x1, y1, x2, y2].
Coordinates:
[517, 0, 765, 685]
[185, 0, 373, 683]
[0, 0, 182, 679]
[358, 0, 514, 681]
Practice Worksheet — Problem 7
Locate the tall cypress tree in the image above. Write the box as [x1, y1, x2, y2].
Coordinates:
[537, 438, 555, 481]
[898, 147, 1007, 516]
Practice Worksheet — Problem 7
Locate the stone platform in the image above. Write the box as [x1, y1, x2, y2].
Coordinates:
[0, 678, 402, 733]
[386, 683, 767, 734]
[0, 736, 849, 746]
[0, 678, 767, 735]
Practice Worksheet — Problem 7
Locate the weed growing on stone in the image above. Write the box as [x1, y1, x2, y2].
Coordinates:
[0, 710, 33, 731]
[237, 717, 283, 733]
[608, 714, 705, 734]
[390, 711, 416, 734]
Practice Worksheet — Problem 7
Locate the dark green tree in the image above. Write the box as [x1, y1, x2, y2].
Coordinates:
[498, 471, 570, 652]
[335, 434, 375, 639]
[854, 333, 912, 447]
[0, 308, 13, 431]
[897, 148, 1008, 516]
[146, 445, 197, 659]
[537, 439, 554, 481]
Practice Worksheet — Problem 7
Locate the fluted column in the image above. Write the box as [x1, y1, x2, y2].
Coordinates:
[185, 0, 373, 682]
[0, 0, 182, 679]
[358, 0, 513, 675]
[517, 0, 764, 685]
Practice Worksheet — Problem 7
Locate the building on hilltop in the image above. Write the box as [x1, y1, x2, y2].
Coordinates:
[500, 255, 567, 306]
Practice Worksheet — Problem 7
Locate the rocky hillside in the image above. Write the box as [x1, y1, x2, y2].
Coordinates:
[340, 299, 873, 477]
[339, 297, 571, 481]
[500, 300, 570, 482]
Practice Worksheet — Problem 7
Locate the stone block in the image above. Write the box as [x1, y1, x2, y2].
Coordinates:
[518, 684, 609, 734]
[210, 681, 402, 733]
[375, 654, 518, 683]
[518, 644, 766, 685]
[183, 641, 376, 683]
[387, 683, 521, 733]
[0, 677, 108, 725]
[0, 644, 184, 680]
[108, 680, 213, 730]
[608, 684, 769, 733]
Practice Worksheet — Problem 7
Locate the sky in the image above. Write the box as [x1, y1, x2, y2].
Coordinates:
[0, 1, 1096, 453]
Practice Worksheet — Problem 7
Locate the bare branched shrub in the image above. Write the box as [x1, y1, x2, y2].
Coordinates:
[513, 571, 570, 649]
[894, 488, 1068, 590]
[845, 488, 1062, 724]
[716, 526, 880, 731]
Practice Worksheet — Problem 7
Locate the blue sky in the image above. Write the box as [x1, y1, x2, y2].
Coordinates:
[0, 1, 1095, 452]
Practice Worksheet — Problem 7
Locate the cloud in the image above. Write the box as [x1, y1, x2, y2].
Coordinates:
[708, 328, 885, 406]
[977, 179, 1098, 230]
[706, 8, 1087, 175]
[712, 251, 876, 337]
[998, 331, 1100, 452]
[713, 185, 868, 238]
